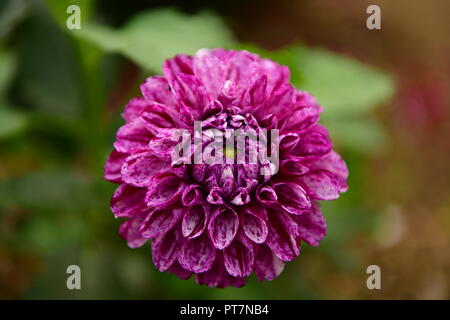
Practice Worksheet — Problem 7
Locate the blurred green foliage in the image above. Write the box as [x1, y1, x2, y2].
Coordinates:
[0, 0, 394, 299]
[76, 8, 235, 71]
[0, 48, 28, 139]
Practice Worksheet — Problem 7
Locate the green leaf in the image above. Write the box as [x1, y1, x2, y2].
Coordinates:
[0, 49, 28, 139]
[0, 48, 15, 98]
[76, 23, 123, 51]
[323, 117, 387, 154]
[0, 106, 27, 138]
[76, 8, 235, 71]
[295, 48, 394, 121]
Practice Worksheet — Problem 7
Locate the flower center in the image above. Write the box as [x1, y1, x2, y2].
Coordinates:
[187, 109, 277, 205]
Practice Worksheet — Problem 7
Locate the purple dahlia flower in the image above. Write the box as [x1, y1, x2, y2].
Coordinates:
[104, 49, 348, 288]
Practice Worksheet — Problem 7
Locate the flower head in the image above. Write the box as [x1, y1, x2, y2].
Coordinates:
[104, 49, 348, 288]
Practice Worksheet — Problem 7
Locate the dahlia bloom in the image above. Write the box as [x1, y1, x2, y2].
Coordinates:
[104, 49, 348, 288]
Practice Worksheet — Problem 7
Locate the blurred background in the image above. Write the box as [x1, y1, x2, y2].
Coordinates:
[0, 0, 449, 299]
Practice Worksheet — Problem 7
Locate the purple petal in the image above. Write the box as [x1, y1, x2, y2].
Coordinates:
[242, 207, 268, 244]
[280, 157, 310, 176]
[104, 150, 127, 183]
[281, 91, 322, 132]
[300, 170, 341, 200]
[178, 233, 216, 273]
[203, 100, 224, 119]
[121, 151, 167, 187]
[261, 83, 294, 117]
[291, 127, 332, 158]
[140, 103, 179, 136]
[193, 49, 226, 98]
[230, 187, 250, 206]
[266, 210, 301, 261]
[169, 74, 210, 113]
[163, 54, 194, 81]
[294, 203, 327, 247]
[139, 208, 183, 239]
[151, 228, 181, 272]
[255, 185, 278, 205]
[310, 151, 349, 192]
[122, 97, 150, 122]
[206, 187, 224, 205]
[257, 58, 290, 92]
[182, 204, 209, 239]
[145, 173, 184, 207]
[191, 164, 207, 183]
[245, 205, 268, 221]
[241, 74, 268, 108]
[220, 166, 237, 195]
[279, 133, 300, 153]
[140, 76, 177, 107]
[225, 50, 259, 88]
[195, 252, 246, 288]
[167, 261, 192, 280]
[259, 113, 278, 129]
[208, 206, 239, 249]
[148, 137, 177, 162]
[223, 239, 254, 277]
[282, 105, 321, 132]
[111, 184, 147, 218]
[254, 244, 285, 281]
[273, 182, 311, 215]
[181, 185, 204, 206]
[119, 216, 148, 248]
[114, 117, 152, 153]
[218, 80, 239, 104]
